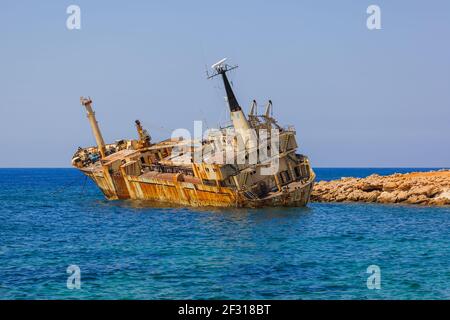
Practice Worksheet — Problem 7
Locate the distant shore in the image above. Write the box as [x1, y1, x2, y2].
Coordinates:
[312, 170, 450, 206]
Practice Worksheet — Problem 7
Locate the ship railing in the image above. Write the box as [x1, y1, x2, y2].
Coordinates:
[219, 121, 234, 129]
[243, 190, 258, 200]
[240, 185, 259, 200]
[283, 125, 296, 132]
[145, 163, 194, 176]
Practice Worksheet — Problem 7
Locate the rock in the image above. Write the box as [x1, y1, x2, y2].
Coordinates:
[335, 193, 348, 202]
[405, 194, 428, 204]
[433, 189, 450, 204]
[383, 182, 398, 192]
[346, 190, 360, 201]
[311, 170, 450, 206]
[363, 191, 381, 202]
[377, 191, 397, 203]
[429, 198, 450, 206]
[360, 182, 383, 192]
[398, 182, 412, 191]
[396, 191, 409, 202]
[427, 186, 441, 197]
[408, 185, 440, 198]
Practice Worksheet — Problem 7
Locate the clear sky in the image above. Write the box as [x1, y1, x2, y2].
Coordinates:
[1, 0, 449, 167]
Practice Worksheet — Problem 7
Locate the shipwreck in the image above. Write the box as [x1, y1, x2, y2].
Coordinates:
[72, 60, 315, 207]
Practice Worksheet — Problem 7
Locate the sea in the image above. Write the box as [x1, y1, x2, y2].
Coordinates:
[0, 168, 449, 300]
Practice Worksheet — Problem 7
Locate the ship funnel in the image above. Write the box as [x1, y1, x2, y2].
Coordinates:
[80, 97, 106, 159]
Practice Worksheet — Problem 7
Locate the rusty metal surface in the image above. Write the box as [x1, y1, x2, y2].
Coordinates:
[102, 149, 139, 166]
[110, 172, 130, 199]
[127, 174, 237, 207]
[89, 173, 116, 199]
[81, 161, 315, 207]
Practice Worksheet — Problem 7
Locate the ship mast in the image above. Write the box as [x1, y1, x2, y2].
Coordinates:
[80, 97, 107, 159]
[208, 59, 256, 150]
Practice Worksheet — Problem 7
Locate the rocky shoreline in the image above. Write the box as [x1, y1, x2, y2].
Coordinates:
[311, 170, 450, 206]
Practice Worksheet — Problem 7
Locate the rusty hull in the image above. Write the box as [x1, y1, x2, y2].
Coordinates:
[80, 162, 315, 208]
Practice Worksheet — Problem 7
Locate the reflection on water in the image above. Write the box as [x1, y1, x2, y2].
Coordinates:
[98, 198, 313, 226]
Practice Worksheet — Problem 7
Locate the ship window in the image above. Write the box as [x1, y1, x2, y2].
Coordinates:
[294, 166, 301, 178]
[220, 178, 235, 187]
[281, 171, 291, 183]
[285, 171, 291, 182]
[203, 179, 216, 186]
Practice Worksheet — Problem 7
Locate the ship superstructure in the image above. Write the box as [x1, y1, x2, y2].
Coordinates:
[72, 60, 315, 207]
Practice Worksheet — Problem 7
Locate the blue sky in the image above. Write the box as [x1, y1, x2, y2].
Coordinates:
[0, 0, 449, 167]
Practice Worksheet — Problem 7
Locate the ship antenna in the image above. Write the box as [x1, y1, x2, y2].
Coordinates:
[207, 58, 256, 151]
[207, 58, 240, 112]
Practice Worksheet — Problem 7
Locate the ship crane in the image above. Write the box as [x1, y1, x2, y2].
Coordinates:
[135, 120, 151, 148]
[80, 97, 107, 159]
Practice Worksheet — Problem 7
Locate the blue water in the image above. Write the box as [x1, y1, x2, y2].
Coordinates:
[0, 168, 449, 300]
